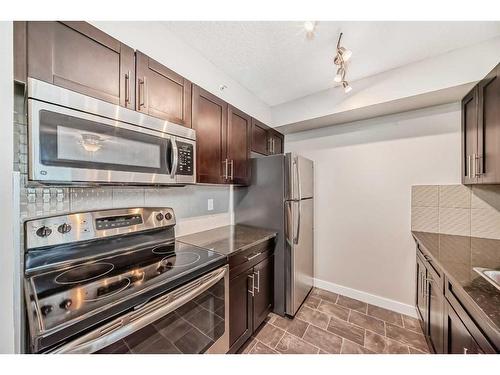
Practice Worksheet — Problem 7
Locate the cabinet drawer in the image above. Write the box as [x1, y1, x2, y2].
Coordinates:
[445, 278, 497, 353]
[229, 239, 275, 278]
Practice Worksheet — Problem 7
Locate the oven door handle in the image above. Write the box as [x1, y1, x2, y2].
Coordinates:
[50, 266, 228, 354]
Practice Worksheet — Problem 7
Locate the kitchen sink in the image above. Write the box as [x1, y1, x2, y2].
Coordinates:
[473, 267, 500, 291]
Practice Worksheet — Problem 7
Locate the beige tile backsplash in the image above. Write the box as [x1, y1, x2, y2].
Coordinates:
[411, 184, 500, 240]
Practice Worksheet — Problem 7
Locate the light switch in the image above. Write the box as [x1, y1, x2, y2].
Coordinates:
[207, 198, 214, 211]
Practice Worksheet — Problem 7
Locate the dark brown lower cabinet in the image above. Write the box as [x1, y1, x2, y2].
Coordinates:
[252, 256, 274, 329]
[415, 245, 498, 354]
[229, 268, 254, 350]
[444, 301, 483, 354]
[228, 240, 275, 353]
[427, 269, 444, 354]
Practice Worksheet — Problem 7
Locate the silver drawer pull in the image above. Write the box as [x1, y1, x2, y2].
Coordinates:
[463, 347, 468, 354]
[246, 252, 262, 261]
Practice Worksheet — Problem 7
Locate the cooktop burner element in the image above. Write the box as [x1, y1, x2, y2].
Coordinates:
[151, 244, 176, 254]
[55, 262, 115, 285]
[159, 252, 201, 269]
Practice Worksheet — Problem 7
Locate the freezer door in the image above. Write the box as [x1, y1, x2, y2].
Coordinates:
[285, 198, 314, 316]
[286, 153, 314, 200]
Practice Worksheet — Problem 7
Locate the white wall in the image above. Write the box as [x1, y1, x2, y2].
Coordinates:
[0, 21, 15, 353]
[90, 21, 272, 124]
[285, 103, 462, 312]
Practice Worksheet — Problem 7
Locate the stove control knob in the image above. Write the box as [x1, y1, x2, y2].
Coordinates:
[165, 212, 172, 221]
[41, 305, 53, 316]
[57, 223, 72, 234]
[36, 226, 52, 238]
[156, 213, 164, 221]
[59, 299, 72, 310]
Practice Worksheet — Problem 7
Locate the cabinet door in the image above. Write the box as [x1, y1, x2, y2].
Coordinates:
[251, 119, 270, 155]
[135, 51, 192, 127]
[192, 85, 227, 184]
[27, 21, 135, 109]
[444, 301, 483, 354]
[477, 64, 500, 184]
[269, 132, 284, 155]
[252, 256, 274, 330]
[416, 255, 427, 327]
[229, 269, 253, 352]
[426, 271, 444, 353]
[462, 87, 478, 184]
[227, 106, 251, 185]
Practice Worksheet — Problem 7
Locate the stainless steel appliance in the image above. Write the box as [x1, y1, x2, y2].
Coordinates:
[24, 207, 229, 354]
[28, 78, 196, 185]
[234, 153, 314, 316]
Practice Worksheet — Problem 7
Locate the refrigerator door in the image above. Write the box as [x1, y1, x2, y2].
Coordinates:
[286, 153, 314, 200]
[285, 197, 314, 316]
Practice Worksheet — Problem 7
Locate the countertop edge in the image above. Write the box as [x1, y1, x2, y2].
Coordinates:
[411, 232, 500, 342]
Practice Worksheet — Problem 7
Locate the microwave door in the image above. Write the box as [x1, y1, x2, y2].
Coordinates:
[29, 99, 177, 185]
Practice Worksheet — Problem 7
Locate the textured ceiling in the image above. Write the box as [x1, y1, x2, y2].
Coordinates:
[162, 21, 500, 106]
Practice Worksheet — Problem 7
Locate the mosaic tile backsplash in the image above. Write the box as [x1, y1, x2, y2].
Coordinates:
[411, 184, 500, 240]
[14, 83, 230, 223]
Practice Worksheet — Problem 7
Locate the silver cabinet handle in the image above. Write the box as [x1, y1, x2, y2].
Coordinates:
[170, 139, 179, 178]
[467, 155, 472, 179]
[476, 154, 483, 176]
[222, 158, 229, 180]
[248, 274, 255, 296]
[246, 252, 262, 261]
[138, 77, 146, 109]
[268, 138, 272, 154]
[229, 159, 234, 180]
[254, 270, 260, 293]
[425, 277, 435, 284]
[472, 153, 477, 177]
[124, 71, 131, 105]
[463, 347, 468, 354]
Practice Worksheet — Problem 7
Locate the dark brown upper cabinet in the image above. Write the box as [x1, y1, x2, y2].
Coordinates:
[462, 63, 500, 184]
[227, 106, 251, 185]
[192, 85, 228, 184]
[251, 118, 284, 156]
[25, 21, 135, 109]
[268, 130, 284, 155]
[251, 119, 270, 155]
[192, 85, 251, 185]
[135, 51, 192, 127]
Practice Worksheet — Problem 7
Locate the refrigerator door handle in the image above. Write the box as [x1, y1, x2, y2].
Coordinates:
[295, 156, 302, 200]
[294, 201, 301, 245]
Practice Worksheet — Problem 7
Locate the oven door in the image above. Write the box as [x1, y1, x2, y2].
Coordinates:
[28, 99, 180, 185]
[50, 266, 229, 354]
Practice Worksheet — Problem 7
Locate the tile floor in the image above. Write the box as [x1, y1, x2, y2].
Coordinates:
[239, 288, 430, 354]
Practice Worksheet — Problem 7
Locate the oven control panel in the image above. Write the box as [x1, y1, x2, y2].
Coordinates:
[95, 214, 143, 230]
[26, 207, 176, 250]
[176, 141, 194, 176]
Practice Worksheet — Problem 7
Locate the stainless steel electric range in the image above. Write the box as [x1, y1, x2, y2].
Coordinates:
[23, 207, 229, 354]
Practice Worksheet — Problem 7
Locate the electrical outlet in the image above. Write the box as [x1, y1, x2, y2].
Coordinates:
[207, 198, 214, 211]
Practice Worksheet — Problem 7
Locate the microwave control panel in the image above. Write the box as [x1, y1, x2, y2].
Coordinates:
[176, 141, 194, 176]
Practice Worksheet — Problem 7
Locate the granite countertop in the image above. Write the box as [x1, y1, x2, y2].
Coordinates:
[411, 231, 500, 335]
[178, 225, 277, 256]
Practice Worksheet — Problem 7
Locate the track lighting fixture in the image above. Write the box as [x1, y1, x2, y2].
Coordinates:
[333, 32, 352, 93]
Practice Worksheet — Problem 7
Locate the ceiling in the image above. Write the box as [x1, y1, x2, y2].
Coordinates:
[162, 21, 500, 106]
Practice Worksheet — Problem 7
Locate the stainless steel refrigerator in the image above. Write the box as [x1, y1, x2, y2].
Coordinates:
[234, 153, 314, 316]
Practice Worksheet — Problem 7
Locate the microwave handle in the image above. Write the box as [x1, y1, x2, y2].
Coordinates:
[170, 139, 179, 178]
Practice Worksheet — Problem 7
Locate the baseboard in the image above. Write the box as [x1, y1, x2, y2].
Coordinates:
[313, 278, 418, 318]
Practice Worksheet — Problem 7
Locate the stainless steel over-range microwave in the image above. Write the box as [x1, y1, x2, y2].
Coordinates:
[27, 78, 196, 185]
